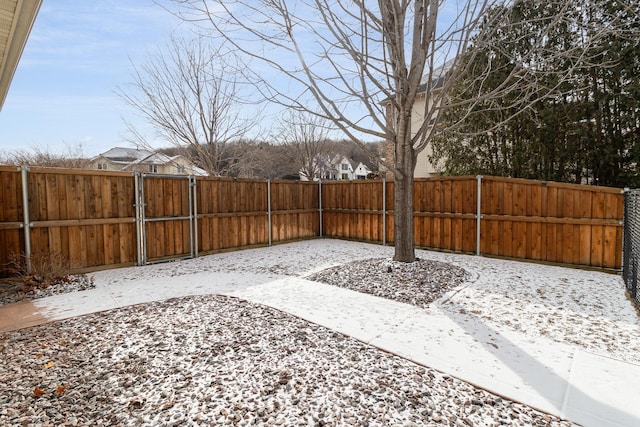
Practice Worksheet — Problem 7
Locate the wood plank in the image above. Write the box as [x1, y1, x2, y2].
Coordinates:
[546, 186, 558, 218]
[34, 173, 47, 221]
[592, 191, 606, 220]
[503, 182, 513, 216]
[562, 224, 574, 264]
[576, 224, 589, 265]
[103, 224, 115, 265]
[530, 222, 542, 260]
[488, 218, 499, 255]
[514, 221, 527, 259]
[48, 226, 62, 257]
[590, 226, 604, 267]
[460, 218, 473, 252]
[88, 224, 102, 266]
[45, 173, 60, 221]
[2, 170, 20, 222]
[481, 214, 620, 226]
[453, 218, 462, 251]
[546, 223, 557, 263]
[530, 184, 542, 217]
[502, 220, 513, 257]
[514, 183, 526, 216]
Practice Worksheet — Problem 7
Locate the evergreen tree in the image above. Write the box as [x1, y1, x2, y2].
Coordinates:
[432, 0, 640, 187]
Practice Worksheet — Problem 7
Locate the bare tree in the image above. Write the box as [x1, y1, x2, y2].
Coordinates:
[168, 0, 617, 261]
[0, 144, 89, 168]
[225, 139, 299, 179]
[277, 111, 339, 180]
[118, 36, 258, 176]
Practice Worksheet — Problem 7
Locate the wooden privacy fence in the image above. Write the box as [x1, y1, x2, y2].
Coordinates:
[0, 166, 319, 277]
[0, 166, 624, 277]
[321, 176, 624, 269]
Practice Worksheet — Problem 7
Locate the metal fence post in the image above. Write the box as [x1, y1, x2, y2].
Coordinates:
[476, 175, 483, 256]
[622, 188, 629, 279]
[267, 180, 272, 246]
[382, 179, 387, 246]
[192, 176, 198, 258]
[134, 173, 143, 266]
[319, 180, 323, 238]
[20, 166, 32, 273]
[140, 174, 148, 265]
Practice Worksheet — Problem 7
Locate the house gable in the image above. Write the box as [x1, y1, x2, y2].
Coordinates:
[88, 147, 207, 176]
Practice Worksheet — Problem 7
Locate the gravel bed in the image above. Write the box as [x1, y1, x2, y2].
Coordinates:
[0, 275, 95, 306]
[307, 258, 469, 308]
[0, 295, 572, 427]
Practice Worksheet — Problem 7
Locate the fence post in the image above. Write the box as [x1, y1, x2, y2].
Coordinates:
[134, 173, 143, 266]
[382, 179, 387, 246]
[190, 176, 198, 258]
[20, 166, 32, 273]
[622, 188, 629, 278]
[319, 180, 323, 238]
[267, 180, 272, 246]
[476, 175, 483, 256]
[140, 174, 148, 265]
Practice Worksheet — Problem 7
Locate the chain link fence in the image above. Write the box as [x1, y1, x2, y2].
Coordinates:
[623, 189, 640, 309]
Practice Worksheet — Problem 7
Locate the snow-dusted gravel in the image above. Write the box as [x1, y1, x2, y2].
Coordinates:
[0, 275, 95, 306]
[1, 239, 638, 426]
[1, 295, 571, 426]
[307, 258, 469, 308]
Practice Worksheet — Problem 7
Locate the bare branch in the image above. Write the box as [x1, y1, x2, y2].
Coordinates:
[117, 35, 259, 176]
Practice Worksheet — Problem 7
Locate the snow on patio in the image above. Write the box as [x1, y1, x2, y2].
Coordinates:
[1, 239, 639, 426]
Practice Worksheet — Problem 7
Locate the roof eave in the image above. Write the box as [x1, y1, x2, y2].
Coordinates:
[0, 0, 43, 111]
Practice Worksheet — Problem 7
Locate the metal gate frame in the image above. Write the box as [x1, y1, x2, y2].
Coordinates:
[135, 173, 198, 265]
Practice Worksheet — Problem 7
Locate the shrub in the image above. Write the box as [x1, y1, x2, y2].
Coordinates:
[7, 251, 72, 293]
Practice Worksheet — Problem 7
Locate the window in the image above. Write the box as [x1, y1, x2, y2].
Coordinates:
[177, 166, 186, 174]
[341, 173, 349, 180]
[341, 164, 348, 170]
[149, 165, 158, 173]
[97, 163, 107, 170]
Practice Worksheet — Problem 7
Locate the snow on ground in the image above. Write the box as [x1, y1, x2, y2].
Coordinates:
[1, 239, 639, 426]
[0, 296, 570, 426]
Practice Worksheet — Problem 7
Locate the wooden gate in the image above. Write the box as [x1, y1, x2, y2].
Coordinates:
[138, 174, 197, 264]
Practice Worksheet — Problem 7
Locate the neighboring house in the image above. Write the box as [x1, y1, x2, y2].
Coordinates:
[353, 162, 371, 180]
[384, 61, 451, 178]
[300, 155, 373, 181]
[88, 147, 207, 176]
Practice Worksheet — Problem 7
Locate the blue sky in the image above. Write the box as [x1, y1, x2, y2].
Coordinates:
[0, 1, 185, 157]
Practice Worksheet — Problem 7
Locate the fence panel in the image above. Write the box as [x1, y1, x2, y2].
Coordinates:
[414, 177, 477, 253]
[24, 168, 137, 273]
[322, 180, 384, 242]
[142, 174, 194, 262]
[0, 167, 24, 276]
[481, 177, 623, 268]
[196, 178, 269, 252]
[271, 180, 319, 242]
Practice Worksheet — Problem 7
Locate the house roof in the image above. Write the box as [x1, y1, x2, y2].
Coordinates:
[95, 147, 155, 163]
[94, 147, 177, 168]
[0, 0, 42, 110]
[417, 58, 454, 93]
[93, 146, 209, 176]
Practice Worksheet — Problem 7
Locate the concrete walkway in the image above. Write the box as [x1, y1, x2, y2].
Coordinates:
[1, 262, 639, 426]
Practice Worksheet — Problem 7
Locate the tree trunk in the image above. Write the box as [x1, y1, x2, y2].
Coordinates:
[393, 171, 416, 262]
[393, 124, 416, 262]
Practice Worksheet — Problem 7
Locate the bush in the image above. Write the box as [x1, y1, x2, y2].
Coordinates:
[7, 251, 72, 293]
